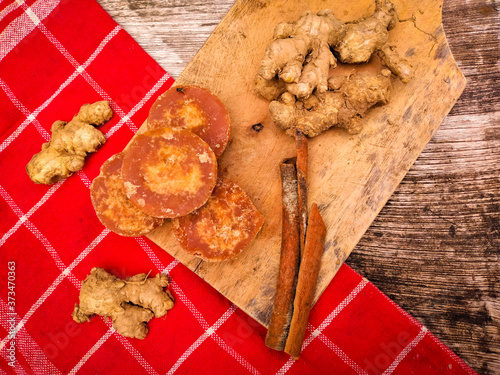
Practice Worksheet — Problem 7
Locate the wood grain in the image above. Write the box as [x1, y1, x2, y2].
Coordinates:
[97, 0, 499, 373]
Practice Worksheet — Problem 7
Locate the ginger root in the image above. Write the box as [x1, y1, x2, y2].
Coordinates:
[256, 1, 413, 137]
[26, 101, 112, 184]
[270, 69, 392, 137]
[255, 9, 344, 101]
[256, 1, 413, 102]
[72, 267, 174, 339]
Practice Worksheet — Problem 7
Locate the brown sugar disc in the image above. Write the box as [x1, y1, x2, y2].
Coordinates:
[90, 153, 164, 237]
[173, 177, 264, 262]
[121, 128, 217, 218]
[147, 85, 231, 158]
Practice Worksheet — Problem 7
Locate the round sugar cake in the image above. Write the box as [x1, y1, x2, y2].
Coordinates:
[173, 177, 264, 262]
[90, 153, 164, 237]
[121, 128, 217, 218]
[147, 85, 231, 158]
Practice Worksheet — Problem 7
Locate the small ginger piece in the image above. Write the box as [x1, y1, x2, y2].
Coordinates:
[335, 0, 397, 64]
[26, 101, 112, 184]
[255, 9, 344, 100]
[73, 267, 174, 339]
[336, 0, 414, 83]
[286, 39, 337, 99]
[377, 45, 414, 83]
[270, 70, 392, 137]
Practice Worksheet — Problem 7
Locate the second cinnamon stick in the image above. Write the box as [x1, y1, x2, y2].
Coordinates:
[284, 203, 327, 359]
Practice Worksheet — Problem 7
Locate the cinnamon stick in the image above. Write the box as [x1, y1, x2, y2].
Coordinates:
[284, 203, 327, 359]
[265, 162, 301, 350]
[295, 129, 308, 256]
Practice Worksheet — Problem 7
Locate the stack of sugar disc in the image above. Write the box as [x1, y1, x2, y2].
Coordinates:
[91, 86, 263, 262]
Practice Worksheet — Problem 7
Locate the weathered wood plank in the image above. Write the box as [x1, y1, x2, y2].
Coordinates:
[97, 0, 499, 373]
[349, 112, 500, 374]
[345, 1, 500, 373]
[97, 0, 233, 78]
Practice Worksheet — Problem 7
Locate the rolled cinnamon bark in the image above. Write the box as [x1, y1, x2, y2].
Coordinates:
[265, 161, 301, 350]
[295, 129, 308, 255]
[284, 203, 327, 359]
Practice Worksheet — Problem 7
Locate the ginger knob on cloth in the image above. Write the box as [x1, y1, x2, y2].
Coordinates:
[26, 101, 112, 184]
[72, 268, 174, 339]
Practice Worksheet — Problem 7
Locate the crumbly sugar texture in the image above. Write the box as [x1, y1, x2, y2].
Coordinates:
[173, 177, 264, 262]
[72, 268, 174, 339]
[90, 153, 165, 237]
[255, 0, 414, 137]
[121, 128, 217, 219]
[147, 85, 231, 158]
[26, 101, 112, 184]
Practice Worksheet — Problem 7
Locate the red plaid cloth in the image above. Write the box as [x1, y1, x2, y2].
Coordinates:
[0, 0, 477, 374]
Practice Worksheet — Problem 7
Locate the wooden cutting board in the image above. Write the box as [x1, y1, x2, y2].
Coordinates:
[141, 0, 466, 327]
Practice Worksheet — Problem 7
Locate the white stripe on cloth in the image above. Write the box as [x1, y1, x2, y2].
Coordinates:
[0, 74, 169, 374]
[315, 331, 369, 375]
[276, 278, 369, 375]
[168, 281, 261, 375]
[0, 183, 68, 272]
[14, 362, 28, 374]
[0, 1, 21, 22]
[113, 333, 160, 375]
[134, 237, 171, 272]
[0, 181, 63, 247]
[0, 77, 50, 140]
[0, 298, 62, 375]
[210, 332, 262, 375]
[381, 326, 428, 375]
[0, 183, 102, 291]
[0, 347, 27, 375]
[134, 238, 260, 374]
[0, 228, 109, 351]
[25, 15, 140, 134]
[423, 327, 478, 375]
[0, 0, 60, 61]
[314, 278, 369, 333]
[167, 305, 237, 375]
[76, 170, 93, 189]
[104, 71, 171, 139]
[0, 25, 121, 153]
[373, 286, 477, 375]
[67, 327, 115, 375]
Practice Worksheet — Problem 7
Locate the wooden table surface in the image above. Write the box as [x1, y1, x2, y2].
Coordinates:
[97, 1, 499, 373]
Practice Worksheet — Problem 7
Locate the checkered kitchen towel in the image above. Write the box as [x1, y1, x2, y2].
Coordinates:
[0, 0, 477, 374]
